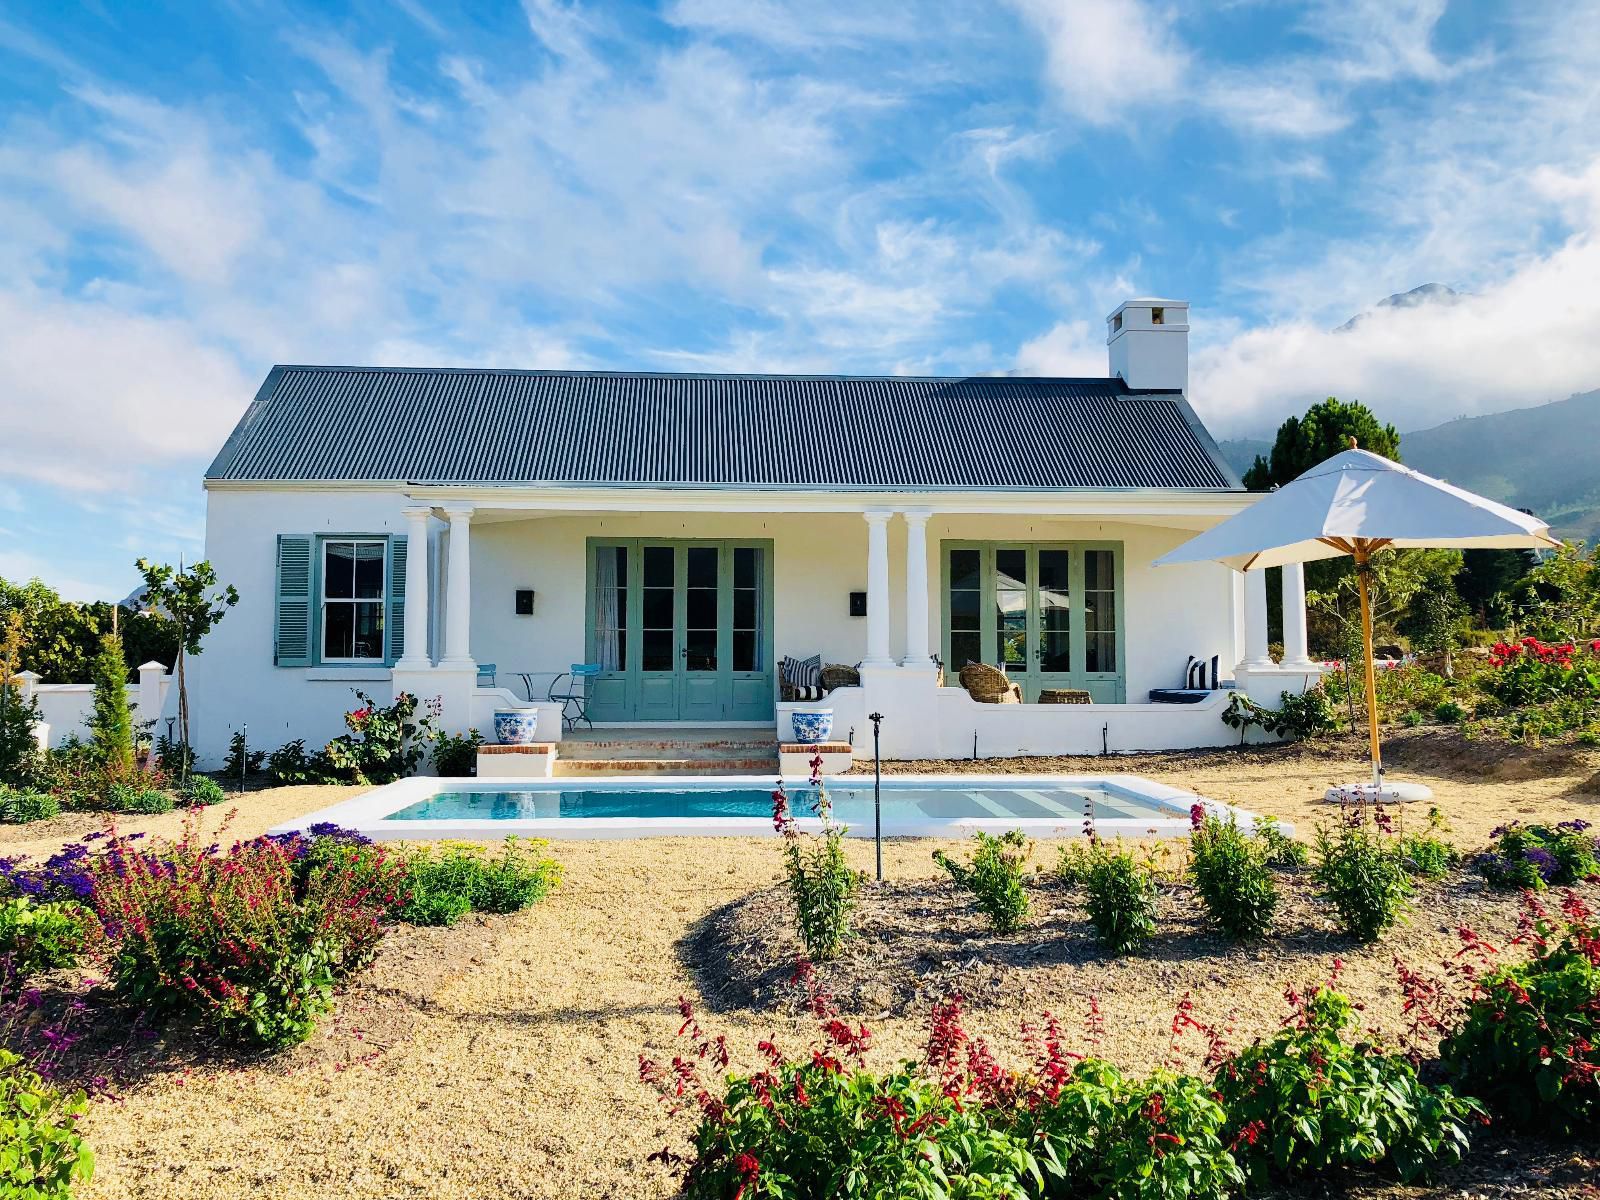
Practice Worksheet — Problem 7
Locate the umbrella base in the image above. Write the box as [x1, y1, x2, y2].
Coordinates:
[1323, 781, 1434, 805]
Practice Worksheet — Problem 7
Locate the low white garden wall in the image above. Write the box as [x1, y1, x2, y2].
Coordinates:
[16, 664, 172, 750]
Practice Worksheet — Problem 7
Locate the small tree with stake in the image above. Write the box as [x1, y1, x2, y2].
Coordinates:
[135, 559, 238, 782]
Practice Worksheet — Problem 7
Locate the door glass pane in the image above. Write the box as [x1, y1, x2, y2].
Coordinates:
[947, 548, 983, 669]
[685, 546, 718, 672]
[1084, 549, 1117, 672]
[1038, 549, 1071, 672]
[593, 546, 628, 671]
[642, 546, 675, 672]
[994, 548, 1028, 670]
[732, 547, 763, 672]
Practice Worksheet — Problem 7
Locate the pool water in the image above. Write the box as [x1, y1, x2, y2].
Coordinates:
[387, 781, 1179, 824]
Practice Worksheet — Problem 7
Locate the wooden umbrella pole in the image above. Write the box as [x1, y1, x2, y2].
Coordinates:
[1355, 544, 1382, 790]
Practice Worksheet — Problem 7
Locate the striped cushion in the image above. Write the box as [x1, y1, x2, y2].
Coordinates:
[781, 654, 823, 700]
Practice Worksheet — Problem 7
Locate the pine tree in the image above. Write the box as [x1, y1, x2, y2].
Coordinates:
[89, 630, 135, 771]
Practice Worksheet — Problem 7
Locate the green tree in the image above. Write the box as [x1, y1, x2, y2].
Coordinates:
[1242, 397, 1401, 491]
[1457, 548, 1537, 626]
[88, 630, 135, 771]
[1505, 541, 1600, 641]
[0, 612, 43, 785]
[135, 559, 239, 779]
[0, 576, 178, 682]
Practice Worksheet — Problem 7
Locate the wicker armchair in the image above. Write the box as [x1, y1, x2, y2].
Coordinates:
[958, 661, 1022, 704]
[819, 663, 861, 691]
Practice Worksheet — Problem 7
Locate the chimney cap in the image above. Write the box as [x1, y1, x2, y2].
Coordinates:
[1107, 297, 1188, 318]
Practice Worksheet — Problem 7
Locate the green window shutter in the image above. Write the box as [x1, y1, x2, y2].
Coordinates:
[275, 535, 314, 667]
[386, 535, 408, 666]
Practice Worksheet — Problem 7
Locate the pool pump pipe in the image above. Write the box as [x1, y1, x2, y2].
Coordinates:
[869, 711, 884, 882]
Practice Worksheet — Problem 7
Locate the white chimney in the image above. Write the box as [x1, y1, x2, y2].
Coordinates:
[1106, 298, 1188, 392]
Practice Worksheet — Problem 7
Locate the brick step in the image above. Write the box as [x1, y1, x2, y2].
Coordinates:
[558, 742, 777, 761]
[552, 756, 779, 777]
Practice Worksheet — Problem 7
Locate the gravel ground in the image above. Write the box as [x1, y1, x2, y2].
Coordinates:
[0, 737, 1596, 1199]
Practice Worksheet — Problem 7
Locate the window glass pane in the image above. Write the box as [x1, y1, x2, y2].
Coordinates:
[994, 548, 1028, 669]
[950, 631, 982, 671]
[324, 542, 355, 599]
[353, 542, 384, 599]
[323, 603, 353, 659]
[687, 587, 717, 629]
[733, 589, 757, 629]
[642, 629, 673, 671]
[949, 589, 980, 626]
[643, 546, 673, 588]
[1041, 630, 1071, 672]
[643, 588, 673, 629]
[685, 629, 717, 671]
[686, 546, 717, 588]
[733, 546, 756, 589]
[949, 549, 981, 590]
[1084, 550, 1116, 672]
[352, 602, 384, 658]
[1038, 550, 1070, 593]
[732, 630, 756, 672]
[1086, 631, 1116, 673]
[994, 548, 1027, 588]
[1085, 549, 1110, 591]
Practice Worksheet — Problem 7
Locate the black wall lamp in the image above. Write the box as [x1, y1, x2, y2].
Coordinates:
[515, 588, 536, 616]
[849, 591, 867, 617]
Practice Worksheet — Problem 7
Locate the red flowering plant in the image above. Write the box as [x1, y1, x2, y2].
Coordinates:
[90, 814, 397, 1048]
[770, 754, 860, 961]
[1439, 890, 1600, 1135]
[1479, 636, 1600, 707]
[320, 690, 437, 785]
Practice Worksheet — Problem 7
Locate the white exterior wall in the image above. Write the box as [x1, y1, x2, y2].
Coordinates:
[24, 665, 173, 750]
[184, 487, 1248, 766]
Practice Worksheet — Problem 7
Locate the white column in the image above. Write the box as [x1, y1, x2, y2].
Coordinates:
[1241, 567, 1274, 668]
[900, 508, 933, 666]
[136, 661, 166, 724]
[397, 506, 433, 669]
[1280, 562, 1314, 669]
[863, 508, 893, 666]
[440, 504, 475, 669]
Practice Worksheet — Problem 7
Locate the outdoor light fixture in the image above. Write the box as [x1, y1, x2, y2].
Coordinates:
[849, 591, 867, 617]
[515, 588, 535, 616]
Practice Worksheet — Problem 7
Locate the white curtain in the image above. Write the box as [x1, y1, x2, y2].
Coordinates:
[751, 548, 765, 672]
[594, 548, 621, 671]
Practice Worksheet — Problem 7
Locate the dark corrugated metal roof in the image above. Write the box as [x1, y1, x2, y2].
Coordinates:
[206, 367, 1241, 491]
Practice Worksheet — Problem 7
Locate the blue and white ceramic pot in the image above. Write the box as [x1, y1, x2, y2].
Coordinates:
[791, 710, 834, 744]
[494, 710, 540, 745]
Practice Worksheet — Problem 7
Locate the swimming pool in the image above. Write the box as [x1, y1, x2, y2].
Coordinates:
[271, 774, 1264, 841]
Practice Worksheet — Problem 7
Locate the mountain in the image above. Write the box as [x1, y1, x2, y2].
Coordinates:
[1217, 389, 1600, 542]
[1335, 282, 1462, 332]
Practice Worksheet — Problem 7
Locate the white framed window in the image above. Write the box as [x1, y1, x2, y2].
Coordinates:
[321, 539, 386, 662]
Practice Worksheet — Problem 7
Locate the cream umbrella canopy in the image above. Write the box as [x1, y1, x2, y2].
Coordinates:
[1154, 446, 1560, 788]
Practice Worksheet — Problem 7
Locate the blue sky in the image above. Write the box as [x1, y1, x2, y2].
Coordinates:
[3, 1, 1599, 600]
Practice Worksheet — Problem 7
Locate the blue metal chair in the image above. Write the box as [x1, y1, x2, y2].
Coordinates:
[548, 663, 602, 730]
[476, 663, 498, 689]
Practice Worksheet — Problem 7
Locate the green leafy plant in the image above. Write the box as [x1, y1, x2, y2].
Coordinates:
[0, 612, 44, 788]
[1472, 820, 1599, 890]
[933, 830, 1032, 934]
[221, 730, 266, 780]
[1189, 810, 1278, 940]
[1082, 841, 1159, 956]
[0, 1047, 94, 1197]
[1253, 815, 1309, 869]
[393, 838, 561, 925]
[151, 732, 195, 777]
[321, 690, 436, 785]
[104, 783, 174, 815]
[431, 729, 485, 777]
[1222, 688, 1338, 743]
[1435, 699, 1468, 724]
[1217, 985, 1480, 1184]
[1313, 824, 1413, 941]
[180, 776, 226, 808]
[1441, 891, 1600, 1135]
[0, 897, 91, 986]
[772, 769, 860, 962]
[0, 787, 59, 824]
[267, 738, 326, 785]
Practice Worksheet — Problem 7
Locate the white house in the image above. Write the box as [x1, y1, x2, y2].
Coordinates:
[181, 299, 1318, 768]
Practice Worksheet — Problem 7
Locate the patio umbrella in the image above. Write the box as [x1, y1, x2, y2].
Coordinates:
[1154, 445, 1559, 790]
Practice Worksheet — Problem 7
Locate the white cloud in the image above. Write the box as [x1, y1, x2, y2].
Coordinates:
[1008, 0, 1187, 125]
[1014, 319, 1105, 377]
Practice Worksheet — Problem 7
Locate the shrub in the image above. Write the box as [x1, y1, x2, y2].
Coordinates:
[220, 730, 266, 780]
[392, 838, 561, 925]
[1396, 832, 1455, 879]
[933, 830, 1032, 934]
[0, 898, 90, 986]
[0, 787, 59, 824]
[87, 631, 135, 771]
[1472, 820, 1599, 890]
[0, 1048, 94, 1197]
[1217, 985, 1480, 1184]
[321, 690, 436, 785]
[90, 827, 389, 1048]
[772, 768, 860, 961]
[267, 738, 326, 785]
[1441, 891, 1600, 1135]
[432, 729, 485, 777]
[104, 783, 174, 815]
[1082, 841, 1159, 955]
[1222, 687, 1339, 742]
[1189, 810, 1278, 940]
[1314, 824, 1412, 941]
[1435, 699, 1468, 724]
[151, 732, 195, 778]
[180, 776, 226, 808]
[1253, 815, 1309, 869]
[1478, 637, 1600, 706]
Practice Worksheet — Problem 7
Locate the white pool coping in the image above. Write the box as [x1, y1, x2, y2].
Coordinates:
[268, 773, 1279, 842]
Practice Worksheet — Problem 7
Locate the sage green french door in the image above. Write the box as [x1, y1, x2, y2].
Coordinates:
[586, 539, 774, 722]
[942, 542, 1126, 703]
